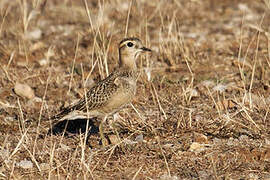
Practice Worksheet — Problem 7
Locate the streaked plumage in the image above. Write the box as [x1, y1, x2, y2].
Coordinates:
[50, 37, 151, 145]
[52, 68, 138, 120]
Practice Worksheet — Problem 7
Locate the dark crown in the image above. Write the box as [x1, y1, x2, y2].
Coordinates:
[119, 37, 141, 47]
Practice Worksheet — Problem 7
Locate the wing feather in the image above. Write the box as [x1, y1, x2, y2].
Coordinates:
[51, 73, 118, 120]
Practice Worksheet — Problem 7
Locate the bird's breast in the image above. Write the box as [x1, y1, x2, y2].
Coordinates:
[99, 79, 136, 115]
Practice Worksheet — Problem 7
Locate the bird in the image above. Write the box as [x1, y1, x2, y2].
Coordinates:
[50, 37, 151, 146]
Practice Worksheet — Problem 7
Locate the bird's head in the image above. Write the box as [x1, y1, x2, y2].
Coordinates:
[118, 37, 151, 69]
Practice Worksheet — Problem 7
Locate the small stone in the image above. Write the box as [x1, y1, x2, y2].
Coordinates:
[190, 88, 199, 97]
[26, 97, 43, 108]
[160, 173, 179, 180]
[17, 159, 33, 169]
[123, 139, 137, 145]
[25, 28, 42, 40]
[30, 42, 45, 51]
[248, 173, 259, 180]
[212, 138, 221, 144]
[265, 139, 270, 145]
[112, 113, 120, 122]
[194, 133, 208, 144]
[4, 116, 15, 122]
[201, 80, 214, 87]
[16, 60, 28, 67]
[32, 97, 42, 102]
[189, 142, 205, 152]
[40, 163, 50, 171]
[163, 143, 174, 148]
[238, 3, 251, 12]
[59, 144, 71, 151]
[227, 137, 239, 146]
[38, 58, 49, 66]
[198, 170, 211, 179]
[14, 83, 35, 99]
[213, 84, 227, 92]
[135, 134, 143, 142]
[118, 1, 129, 11]
[239, 135, 249, 141]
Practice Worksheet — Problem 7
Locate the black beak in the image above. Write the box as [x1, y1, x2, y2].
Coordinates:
[141, 47, 152, 52]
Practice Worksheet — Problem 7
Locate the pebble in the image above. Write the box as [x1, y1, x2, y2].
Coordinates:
[25, 28, 42, 40]
[14, 83, 35, 99]
[40, 163, 50, 171]
[30, 42, 45, 52]
[59, 144, 71, 151]
[160, 174, 179, 180]
[17, 159, 33, 169]
[213, 84, 227, 92]
[189, 142, 205, 152]
[190, 88, 199, 97]
[38, 58, 49, 66]
[135, 134, 143, 142]
[194, 133, 208, 144]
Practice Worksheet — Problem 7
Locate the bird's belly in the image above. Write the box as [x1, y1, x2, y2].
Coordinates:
[100, 89, 135, 114]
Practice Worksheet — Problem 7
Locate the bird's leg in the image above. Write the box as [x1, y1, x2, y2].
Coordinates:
[99, 116, 107, 147]
[111, 114, 121, 143]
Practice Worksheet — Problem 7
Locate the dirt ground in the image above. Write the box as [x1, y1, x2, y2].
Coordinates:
[0, 0, 270, 179]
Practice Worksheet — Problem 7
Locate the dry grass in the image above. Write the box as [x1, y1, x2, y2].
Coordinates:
[0, 0, 270, 179]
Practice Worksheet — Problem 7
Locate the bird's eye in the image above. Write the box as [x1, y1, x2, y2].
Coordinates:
[127, 42, 134, 47]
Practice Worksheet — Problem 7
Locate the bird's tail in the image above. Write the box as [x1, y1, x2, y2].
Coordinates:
[49, 106, 75, 122]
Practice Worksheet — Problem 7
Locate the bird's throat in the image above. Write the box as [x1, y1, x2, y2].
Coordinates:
[119, 54, 137, 70]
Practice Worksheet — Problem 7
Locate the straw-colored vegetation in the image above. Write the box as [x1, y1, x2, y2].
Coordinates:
[0, 0, 270, 179]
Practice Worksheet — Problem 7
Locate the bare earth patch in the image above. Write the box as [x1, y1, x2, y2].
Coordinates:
[0, 0, 270, 179]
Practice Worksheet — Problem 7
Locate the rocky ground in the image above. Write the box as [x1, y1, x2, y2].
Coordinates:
[0, 0, 270, 179]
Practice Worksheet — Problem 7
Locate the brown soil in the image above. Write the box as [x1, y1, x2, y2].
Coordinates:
[0, 0, 270, 179]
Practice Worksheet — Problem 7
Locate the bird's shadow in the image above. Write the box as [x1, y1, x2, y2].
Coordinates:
[47, 117, 99, 137]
